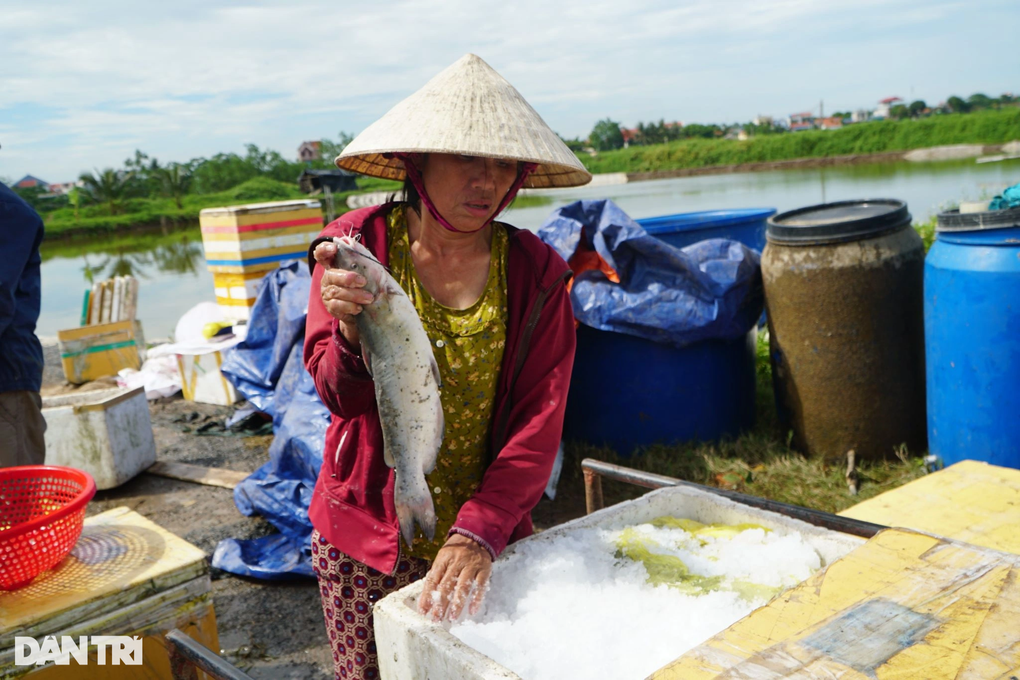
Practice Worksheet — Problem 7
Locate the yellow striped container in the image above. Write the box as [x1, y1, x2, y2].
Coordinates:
[57, 320, 142, 384]
[199, 199, 323, 319]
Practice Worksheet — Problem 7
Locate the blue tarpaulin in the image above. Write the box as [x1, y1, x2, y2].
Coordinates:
[989, 181, 1020, 210]
[537, 199, 763, 348]
[212, 261, 329, 580]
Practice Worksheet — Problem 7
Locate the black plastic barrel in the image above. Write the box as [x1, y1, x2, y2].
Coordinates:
[763, 199, 926, 460]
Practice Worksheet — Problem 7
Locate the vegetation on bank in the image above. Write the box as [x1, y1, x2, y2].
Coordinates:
[18, 107, 1017, 239]
[580, 108, 1020, 174]
[38, 175, 401, 237]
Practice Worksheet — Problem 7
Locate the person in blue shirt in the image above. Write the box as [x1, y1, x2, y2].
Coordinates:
[0, 180, 46, 467]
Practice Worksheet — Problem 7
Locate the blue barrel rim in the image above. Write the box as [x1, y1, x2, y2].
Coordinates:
[636, 208, 777, 234]
[934, 224, 1020, 246]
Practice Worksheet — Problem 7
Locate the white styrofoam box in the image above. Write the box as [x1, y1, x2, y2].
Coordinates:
[374, 485, 866, 680]
[41, 386, 156, 490]
[177, 350, 239, 405]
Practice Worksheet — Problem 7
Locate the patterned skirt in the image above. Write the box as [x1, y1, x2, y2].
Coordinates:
[311, 529, 430, 680]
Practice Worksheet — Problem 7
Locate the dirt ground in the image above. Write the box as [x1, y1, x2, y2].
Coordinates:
[40, 343, 588, 679]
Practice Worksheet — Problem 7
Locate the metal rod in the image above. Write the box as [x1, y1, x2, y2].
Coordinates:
[165, 629, 255, 680]
[580, 458, 885, 539]
[583, 466, 604, 515]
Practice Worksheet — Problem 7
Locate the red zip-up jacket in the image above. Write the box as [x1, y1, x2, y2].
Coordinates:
[304, 203, 576, 575]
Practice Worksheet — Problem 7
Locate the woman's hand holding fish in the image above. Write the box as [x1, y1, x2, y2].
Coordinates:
[417, 534, 492, 622]
[314, 241, 374, 346]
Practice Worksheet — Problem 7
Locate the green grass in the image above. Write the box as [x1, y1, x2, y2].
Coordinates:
[41, 176, 408, 239]
[42, 177, 309, 237]
[582, 109, 1020, 174]
[557, 331, 927, 516]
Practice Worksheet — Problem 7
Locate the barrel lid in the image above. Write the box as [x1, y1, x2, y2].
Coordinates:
[767, 199, 912, 245]
[936, 206, 1020, 232]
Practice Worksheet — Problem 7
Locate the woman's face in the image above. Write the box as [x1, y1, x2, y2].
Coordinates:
[420, 153, 519, 232]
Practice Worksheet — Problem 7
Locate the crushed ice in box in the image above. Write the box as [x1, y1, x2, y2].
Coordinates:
[450, 517, 822, 680]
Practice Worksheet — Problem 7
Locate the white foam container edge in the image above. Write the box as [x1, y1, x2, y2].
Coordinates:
[374, 484, 867, 680]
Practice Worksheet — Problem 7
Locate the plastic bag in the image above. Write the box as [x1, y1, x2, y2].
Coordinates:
[538, 199, 763, 348]
[212, 261, 330, 580]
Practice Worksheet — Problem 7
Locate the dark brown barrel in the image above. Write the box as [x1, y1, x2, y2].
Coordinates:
[763, 199, 926, 460]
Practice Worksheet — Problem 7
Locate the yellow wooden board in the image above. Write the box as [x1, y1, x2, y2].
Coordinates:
[649, 528, 1020, 679]
[0, 507, 206, 635]
[839, 460, 1020, 556]
[11, 607, 219, 680]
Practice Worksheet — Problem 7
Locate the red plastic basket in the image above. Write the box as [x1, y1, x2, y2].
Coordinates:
[0, 466, 96, 590]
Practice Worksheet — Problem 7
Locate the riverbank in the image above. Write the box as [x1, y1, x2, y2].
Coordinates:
[39, 176, 402, 240]
[581, 108, 1020, 175]
[38, 108, 1018, 241]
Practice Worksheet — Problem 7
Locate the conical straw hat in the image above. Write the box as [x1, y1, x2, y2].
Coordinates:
[336, 54, 592, 189]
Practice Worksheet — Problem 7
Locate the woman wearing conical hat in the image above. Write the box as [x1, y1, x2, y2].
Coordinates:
[304, 54, 590, 678]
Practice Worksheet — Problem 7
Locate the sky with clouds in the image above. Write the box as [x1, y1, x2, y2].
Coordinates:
[1, 0, 1016, 183]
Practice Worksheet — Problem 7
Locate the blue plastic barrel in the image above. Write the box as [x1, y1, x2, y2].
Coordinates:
[562, 325, 757, 455]
[925, 208, 1020, 469]
[636, 208, 776, 251]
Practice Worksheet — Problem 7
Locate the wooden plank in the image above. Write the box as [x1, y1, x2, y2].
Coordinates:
[146, 462, 249, 490]
[0, 507, 207, 637]
[650, 529, 1020, 679]
[840, 460, 1020, 556]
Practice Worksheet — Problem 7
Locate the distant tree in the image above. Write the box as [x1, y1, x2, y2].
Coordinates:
[999, 93, 1016, 104]
[889, 104, 909, 120]
[588, 119, 624, 151]
[968, 93, 993, 110]
[680, 123, 721, 139]
[11, 185, 49, 211]
[123, 149, 162, 197]
[156, 163, 193, 209]
[79, 168, 132, 215]
[556, 133, 586, 153]
[908, 100, 927, 117]
[946, 96, 969, 113]
[319, 132, 355, 164]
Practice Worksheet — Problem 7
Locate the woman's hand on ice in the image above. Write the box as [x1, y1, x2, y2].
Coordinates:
[417, 534, 492, 622]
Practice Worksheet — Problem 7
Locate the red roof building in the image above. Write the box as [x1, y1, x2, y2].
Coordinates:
[13, 175, 48, 190]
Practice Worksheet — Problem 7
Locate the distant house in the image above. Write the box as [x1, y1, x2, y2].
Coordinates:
[13, 175, 48, 190]
[817, 116, 844, 130]
[297, 169, 357, 194]
[298, 141, 322, 162]
[620, 128, 639, 148]
[752, 115, 774, 127]
[787, 112, 815, 131]
[851, 109, 870, 123]
[46, 181, 83, 195]
[873, 97, 902, 120]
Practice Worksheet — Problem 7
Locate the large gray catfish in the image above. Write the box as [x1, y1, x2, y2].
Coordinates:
[332, 235, 443, 547]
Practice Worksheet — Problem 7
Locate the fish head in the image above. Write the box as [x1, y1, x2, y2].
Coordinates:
[332, 235, 386, 292]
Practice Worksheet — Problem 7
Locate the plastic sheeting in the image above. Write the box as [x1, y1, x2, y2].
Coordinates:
[212, 261, 330, 579]
[989, 181, 1020, 211]
[537, 200, 764, 348]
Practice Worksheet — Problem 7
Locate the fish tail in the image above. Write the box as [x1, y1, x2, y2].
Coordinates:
[394, 475, 437, 548]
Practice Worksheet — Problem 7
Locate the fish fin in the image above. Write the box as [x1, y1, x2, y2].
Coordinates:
[362, 343, 373, 378]
[395, 474, 437, 548]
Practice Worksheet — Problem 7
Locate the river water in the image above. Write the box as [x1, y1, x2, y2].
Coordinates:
[37, 159, 1019, 341]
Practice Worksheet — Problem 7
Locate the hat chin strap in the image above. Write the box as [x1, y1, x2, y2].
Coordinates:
[395, 153, 537, 234]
